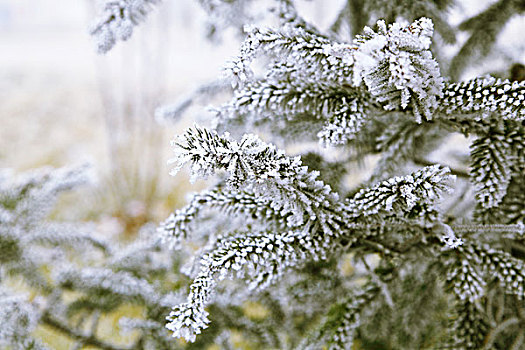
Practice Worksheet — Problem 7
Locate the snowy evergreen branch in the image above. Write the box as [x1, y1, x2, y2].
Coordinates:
[217, 16, 446, 153]
[226, 24, 351, 87]
[23, 222, 109, 253]
[168, 125, 339, 227]
[90, 0, 161, 54]
[216, 79, 374, 146]
[155, 79, 232, 123]
[436, 115, 523, 214]
[440, 238, 525, 349]
[344, 164, 454, 220]
[0, 166, 188, 348]
[445, 300, 490, 350]
[468, 244, 525, 298]
[476, 176, 525, 225]
[439, 77, 525, 121]
[24, 1, 525, 348]
[469, 123, 514, 209]
[445, 241, 525, 302]
[166, 229, 315, 342]
[369, 119, 444, 181]
[196, 0, 256, 41]
[107, 237, 170, 278]
[274, 0, 321, 35]
[0, 290, 45, 350]
[362, 0, 456, 43]
[57, 267, 163, 308]
[351, 17, 444, 122]
[159, 186, 283, 249]
[163, 124, 459, 340]
[0, 165, 94, 293]
[446, 255, 486, 303]
[0, 164, 90, 225]
[219, 80, 357, 122]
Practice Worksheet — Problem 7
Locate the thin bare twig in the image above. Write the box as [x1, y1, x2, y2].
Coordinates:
[41, 312, 133, 350]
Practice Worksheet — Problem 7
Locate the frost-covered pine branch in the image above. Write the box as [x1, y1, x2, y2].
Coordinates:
[162, 123, 459, 342]
[159, 186, 283, 249]
[439, 77, 525, 121]
[215, 17, 444, 152]
[344, 164, 454, 220]
[168, 125, 340, 228]
[299, 281, 380, 350]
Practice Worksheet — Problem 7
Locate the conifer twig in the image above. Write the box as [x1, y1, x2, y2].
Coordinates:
[413, 157, 469, 178]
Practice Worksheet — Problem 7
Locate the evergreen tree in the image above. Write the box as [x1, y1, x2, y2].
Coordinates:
[1, 0, 524, 349]
[155, 1, 525, 348]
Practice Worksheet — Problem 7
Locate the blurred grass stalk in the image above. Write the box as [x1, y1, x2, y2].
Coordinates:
[86, 0, 171, 236]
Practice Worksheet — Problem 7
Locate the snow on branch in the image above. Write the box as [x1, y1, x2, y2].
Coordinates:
[159, 187, 284, 249]
[445, 300, 489, 349]
[274, 0, 321, 34]
[196, 0, 256, 42]
[0, 164, 90, 225]
[475, 176, 525, 225]
[166, 230, 313, 342]
[0, 290, 44, 349]
[224, 17, 443, 143]
[23, 222, 109, 253]
[468, 244, 525, 298]
[168, 125, 339, 227]
[226, 25, 352, 87]
[440, 77, 525, 121]
[156, 79, 232, 123]
[0, 165, 94, 293]
[470, 123, 514, 209]
[350, 17, 443, 122]
[162, 161, 461, 341]
[216, 80, 373, 146]
[56, 267, 164, 308]
[446, 257, 485, 303]
[317, 97, 369, 147]
[89, 0, 161, 54]
[344, 165, 455, 220]
[440, 239, 525, 348]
